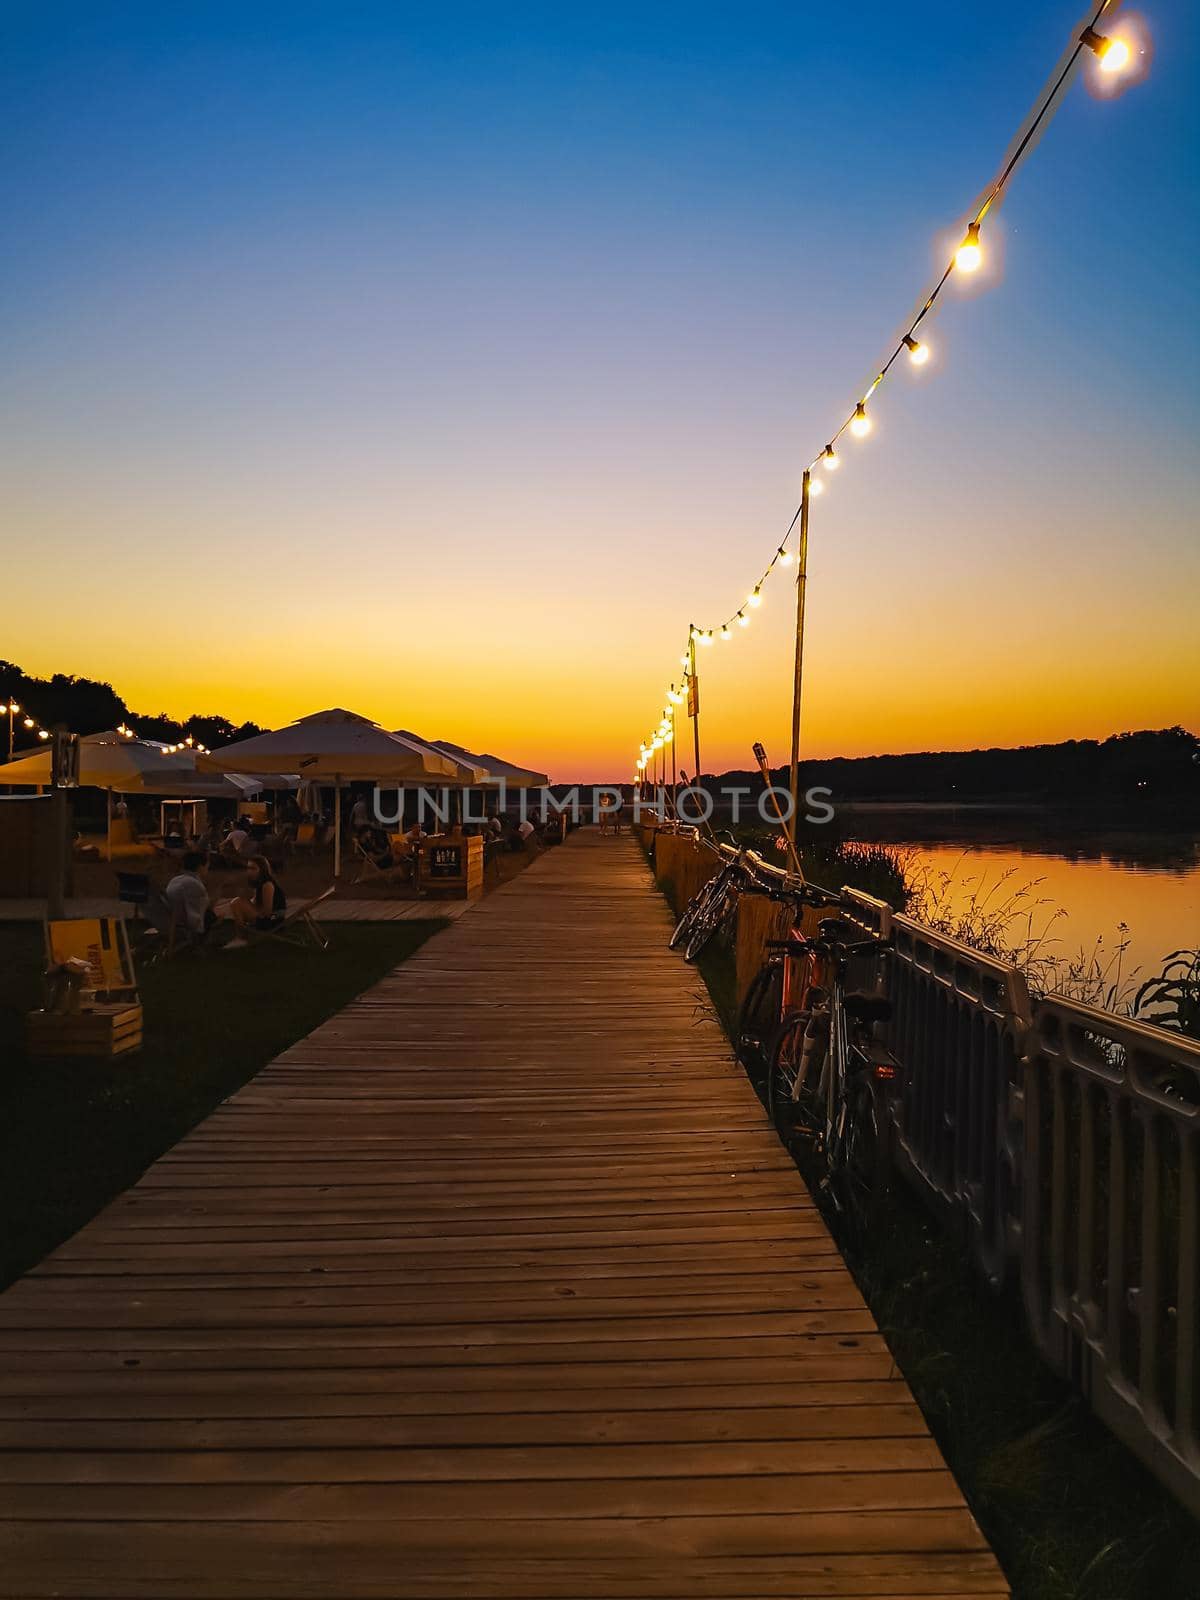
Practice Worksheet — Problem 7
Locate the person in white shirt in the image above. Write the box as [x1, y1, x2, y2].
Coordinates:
[350, 794, 371, 834]
[517, 818, 535, 842]
[165, 853, 214, 937]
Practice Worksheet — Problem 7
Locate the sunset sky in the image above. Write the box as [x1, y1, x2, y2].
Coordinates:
[2, 2, 1197, 781]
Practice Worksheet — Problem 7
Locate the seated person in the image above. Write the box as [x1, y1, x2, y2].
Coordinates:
[164, 851, 216, 939]
[224, 817, 251, 854]
[223, 856, 288, 948]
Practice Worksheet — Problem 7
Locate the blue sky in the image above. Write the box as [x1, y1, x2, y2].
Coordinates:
[2, 2, 1196, 776]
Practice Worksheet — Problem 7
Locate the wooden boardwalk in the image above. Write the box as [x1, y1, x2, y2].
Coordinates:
[0, 830, 1007, 1598]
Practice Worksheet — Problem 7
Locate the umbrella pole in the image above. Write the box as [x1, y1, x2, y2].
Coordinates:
[106, 788, 113, 861]
[334, 780, 342, 878]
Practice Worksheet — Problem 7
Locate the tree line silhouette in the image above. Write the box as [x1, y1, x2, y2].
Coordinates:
[0, 660, 264, 756]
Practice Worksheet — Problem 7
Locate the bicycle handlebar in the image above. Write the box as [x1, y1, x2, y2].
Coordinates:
[764, 934, 886, 958]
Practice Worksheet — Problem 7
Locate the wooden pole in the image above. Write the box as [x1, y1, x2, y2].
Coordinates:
[688, 631, 701, 797]
[334, 779, 342, 878]
[47, 725, 69, 921]
[788, 470, 812, 834]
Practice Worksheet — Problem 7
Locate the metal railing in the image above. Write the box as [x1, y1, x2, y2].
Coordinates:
[648, 823, 1200, 1515]
[1021, 997, 1200, 1515]
[886, 913, 1031, 1290]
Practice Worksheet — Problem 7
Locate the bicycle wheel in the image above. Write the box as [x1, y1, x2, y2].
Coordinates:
[833, 1076, 890, 1240]
[766, 1009, 826, 1137]
[735, 961, 782, 1085]
[683, 876, 736, 962]
[668, 870, 720, 950]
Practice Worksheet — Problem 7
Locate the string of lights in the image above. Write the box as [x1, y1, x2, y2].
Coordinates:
[633, 0, 1141, 779]
[2, 703, 209, 762]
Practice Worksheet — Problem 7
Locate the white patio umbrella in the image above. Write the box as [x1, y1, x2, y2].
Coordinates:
[0, 731, 283, 855]
[420, 737, 549, 789]
[0, 732, 201, 856]
[199, 708, 459, 876]
[391, 730, 495, 826]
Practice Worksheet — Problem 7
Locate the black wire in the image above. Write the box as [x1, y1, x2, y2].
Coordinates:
[644, 0, 1118, 743]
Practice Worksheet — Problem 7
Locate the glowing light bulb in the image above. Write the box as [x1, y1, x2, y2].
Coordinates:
[822, 444, 839, 471]
[1080, 25, 1131, 73]
[748, 588, 763, 609]
[680, 653, 689, 666]
[720, 624, 732, 640]
[809, 476, 824, 496]
[38, 729, 49, 740]
[955, 221, 982, 273]
[737, 610, 750, 627]
[850, 403, 871, 438]
[904, 334, 930, 365]
[700, 629, 714, 646]
[7, 702, 18, 714]
[662, 728, 673, 743]
[777, 546, 794, 567]
[23, 717, 34, 729]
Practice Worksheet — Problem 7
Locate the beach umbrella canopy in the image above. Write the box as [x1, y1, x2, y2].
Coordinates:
[0, 730, 193, 792]
[199, 709, 460, 875]
[392, 731, 492, 785]
[0, 732, 280, 799]
[421, 737, 549, 789]
[199, 709, 459, 783]
[0, 731, 277, 857]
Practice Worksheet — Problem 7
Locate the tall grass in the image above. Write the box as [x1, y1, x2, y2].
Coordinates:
[732, 823, 912, 908]
[901, 852, 1142, 1011]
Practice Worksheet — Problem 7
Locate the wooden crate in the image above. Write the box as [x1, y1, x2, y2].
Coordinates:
[27, 1003, 143, 1060]
[420, 834, 484, 899]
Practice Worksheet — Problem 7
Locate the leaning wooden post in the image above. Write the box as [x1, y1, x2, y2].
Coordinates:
[788, 469, 812, 834]
[688, 629, 701, 799]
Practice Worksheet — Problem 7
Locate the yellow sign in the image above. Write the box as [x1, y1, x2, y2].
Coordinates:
[46, 918, 133, 993]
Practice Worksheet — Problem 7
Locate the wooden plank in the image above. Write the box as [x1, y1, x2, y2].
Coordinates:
[0, 830, 1007, 1597]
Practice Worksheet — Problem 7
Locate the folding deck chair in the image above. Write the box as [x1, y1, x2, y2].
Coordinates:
[243, 885, 335, 950]
[352, 835, 415, 888]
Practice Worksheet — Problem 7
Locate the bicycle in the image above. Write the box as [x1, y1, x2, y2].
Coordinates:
[734, 881, 834, 1083]
[668, 837, 752, 963]
[764, 917, 898, 1235]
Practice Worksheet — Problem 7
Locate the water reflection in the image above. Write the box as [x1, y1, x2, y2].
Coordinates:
[844, 809, 1200, 982]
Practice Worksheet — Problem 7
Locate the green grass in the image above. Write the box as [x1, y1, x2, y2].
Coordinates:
[640, 838, 1200, 1600]
[0, 920, 446, 1288]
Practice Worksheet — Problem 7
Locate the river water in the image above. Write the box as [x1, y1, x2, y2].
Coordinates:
[846, 811, 1199, 992]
